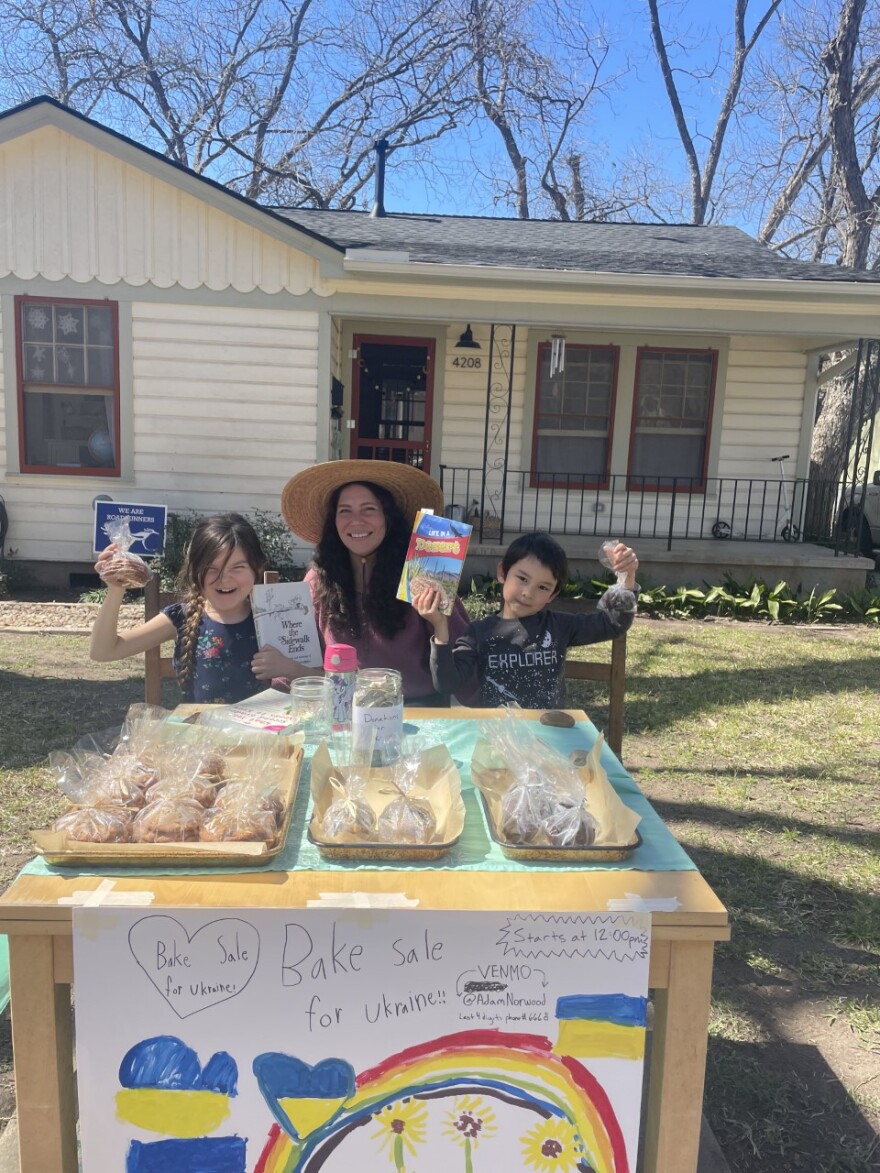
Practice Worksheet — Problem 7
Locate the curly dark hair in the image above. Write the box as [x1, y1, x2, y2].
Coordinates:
[311, 481, 413, 640]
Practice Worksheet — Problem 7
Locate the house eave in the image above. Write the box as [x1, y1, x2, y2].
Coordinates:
[341, 253, 880, 299]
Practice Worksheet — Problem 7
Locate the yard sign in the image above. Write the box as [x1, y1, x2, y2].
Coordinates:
[73, 907, 650, 1173]
[93, 501, 167, 556]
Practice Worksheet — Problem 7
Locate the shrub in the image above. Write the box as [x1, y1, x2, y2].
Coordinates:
[462, 571, 879, 625]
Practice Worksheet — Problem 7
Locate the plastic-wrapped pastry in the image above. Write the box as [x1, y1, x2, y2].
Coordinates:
[99, 552, 151, 588]
[375, 794, 435, 844]
[98, 517, 153, 587]
[375, 757, 436, 845]
[132, 797, 204, 843]
[200, 807, 277, 843]
[91, 764, 150, 810]
[144, 774, 218, 809]
[542, 797, 598, 847]
[321, 770, 376, 841]
[213, 782, 284, 825]
[53, 805, 132, 843]
[499, 770, 556, 844]
[189, 750, 227, 784]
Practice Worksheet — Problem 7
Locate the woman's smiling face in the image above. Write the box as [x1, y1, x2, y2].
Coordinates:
[335, 483, 387, 558]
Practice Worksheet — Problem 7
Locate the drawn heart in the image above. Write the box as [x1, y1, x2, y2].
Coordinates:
[253, 1053, 355, 1141]
[128, 916, 260, 1019]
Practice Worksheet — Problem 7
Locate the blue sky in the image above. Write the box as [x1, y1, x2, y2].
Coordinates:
[384, 0, 774, 223]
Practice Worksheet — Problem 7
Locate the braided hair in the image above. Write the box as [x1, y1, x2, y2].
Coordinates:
[311, 481, 412, 640]
[175, 513, 267, 692]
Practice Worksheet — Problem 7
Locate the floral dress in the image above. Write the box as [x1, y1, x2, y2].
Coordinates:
[163, 603, 261, 704]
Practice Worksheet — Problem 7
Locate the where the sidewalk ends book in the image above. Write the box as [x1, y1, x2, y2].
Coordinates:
[250, 581, 323, 668]
[397, 509, 472, 616]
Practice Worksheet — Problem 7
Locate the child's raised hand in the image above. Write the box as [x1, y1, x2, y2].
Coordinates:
[94, 543, 128, 589]
[412, 587, 450, 642]
[606, 542, 639, 589]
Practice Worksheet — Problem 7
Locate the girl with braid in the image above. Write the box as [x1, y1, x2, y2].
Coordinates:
[90, 513, 296, 703]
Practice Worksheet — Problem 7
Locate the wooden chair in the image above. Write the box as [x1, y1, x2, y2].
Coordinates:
[143, 570, 279, 706]
[564, 629, 627, 760]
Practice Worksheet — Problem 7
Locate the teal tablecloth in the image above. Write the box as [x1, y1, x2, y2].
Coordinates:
[23, 718, 695, 879]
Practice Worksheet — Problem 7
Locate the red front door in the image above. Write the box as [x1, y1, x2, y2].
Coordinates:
[350, 335, 434, 471]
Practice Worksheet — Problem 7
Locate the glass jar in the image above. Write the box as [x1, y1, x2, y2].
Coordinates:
[352, 668, 404, 766]
[288, 676, 331, 746]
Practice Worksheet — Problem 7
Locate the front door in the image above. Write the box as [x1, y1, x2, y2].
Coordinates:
[350, 335, 434, 471]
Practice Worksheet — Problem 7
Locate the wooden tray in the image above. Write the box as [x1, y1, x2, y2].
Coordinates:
[306, 822, 461, 863]
[477, 791, 642, 863]
[31, 749, 303, 868]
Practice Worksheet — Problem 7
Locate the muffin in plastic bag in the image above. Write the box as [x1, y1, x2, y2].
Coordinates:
[499, 770, 557, 844]
[54, 805, 132, 843]
[132, 797, 204, 843]
[321, 769, 376, 841]
[200, 806, 278, 843]
[97, 518, 152, 588]
[375, 755, 437, 845]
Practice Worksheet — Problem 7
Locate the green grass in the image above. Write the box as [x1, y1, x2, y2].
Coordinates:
[567, 620, 880, 1172]
[1, 623, 879, 1171]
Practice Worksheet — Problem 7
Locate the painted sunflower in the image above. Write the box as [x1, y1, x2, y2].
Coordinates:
[371, 1098, 429, 1171]
[520, 1114, 586, 1172]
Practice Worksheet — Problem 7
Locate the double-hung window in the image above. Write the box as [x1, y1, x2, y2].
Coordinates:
[531, 343, 617, 488]
[628, 348, 717, 491]
[16, 296, 120, 475]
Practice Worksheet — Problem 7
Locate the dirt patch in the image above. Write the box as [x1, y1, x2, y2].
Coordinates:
[0, 601, 143, 632]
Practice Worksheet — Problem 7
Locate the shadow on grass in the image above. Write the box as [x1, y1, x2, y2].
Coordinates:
[674, 843, 880, 1170]
[676, 839, 880, 975]
[603, 655, 880, 730]
[704, 1035, 879, 1173]
[0, 668, 182, 769]
[643, 795, 879, 849]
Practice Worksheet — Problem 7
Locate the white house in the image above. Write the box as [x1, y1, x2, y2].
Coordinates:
[1, 96, 878, 589]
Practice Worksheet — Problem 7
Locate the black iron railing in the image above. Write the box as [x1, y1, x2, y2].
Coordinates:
[439, 465, 868, 555]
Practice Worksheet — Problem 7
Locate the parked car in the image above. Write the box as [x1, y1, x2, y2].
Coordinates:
[840, 471, 880, 555]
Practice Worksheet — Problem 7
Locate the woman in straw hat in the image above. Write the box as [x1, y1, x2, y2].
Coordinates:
[281, 460, 475, 704]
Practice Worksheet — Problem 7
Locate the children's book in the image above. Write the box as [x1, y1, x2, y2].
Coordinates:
[250, 581, 323, 668]
[396, 509, 473, 616]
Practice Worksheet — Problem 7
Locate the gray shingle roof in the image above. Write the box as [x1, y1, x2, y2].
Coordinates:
[275, 208, 880, 283]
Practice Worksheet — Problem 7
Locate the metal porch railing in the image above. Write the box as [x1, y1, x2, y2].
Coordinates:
[438, 465, 868, 555]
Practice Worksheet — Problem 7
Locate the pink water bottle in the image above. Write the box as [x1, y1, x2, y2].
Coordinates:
[324, 643, 358, 732]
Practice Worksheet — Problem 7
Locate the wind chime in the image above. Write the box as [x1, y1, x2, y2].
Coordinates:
[549, 333, 566, 378]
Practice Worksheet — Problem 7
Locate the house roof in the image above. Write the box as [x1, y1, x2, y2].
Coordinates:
[1, 96, 878, 288]
[275, 208, 880, 284]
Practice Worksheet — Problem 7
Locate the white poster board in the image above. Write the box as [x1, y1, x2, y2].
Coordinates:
[250, 582, 323, 669]
[73, 908, 650, 1173]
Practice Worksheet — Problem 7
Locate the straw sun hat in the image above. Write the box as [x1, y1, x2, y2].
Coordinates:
[281, 459, 445, 544]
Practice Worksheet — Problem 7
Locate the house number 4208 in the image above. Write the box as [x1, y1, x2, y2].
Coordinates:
[452, 356, 482, 368]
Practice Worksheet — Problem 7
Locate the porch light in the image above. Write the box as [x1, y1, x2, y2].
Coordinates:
[455, 324, 481, 349]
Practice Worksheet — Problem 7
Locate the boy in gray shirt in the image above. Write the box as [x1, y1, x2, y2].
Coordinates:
[415, 532, 639, 709]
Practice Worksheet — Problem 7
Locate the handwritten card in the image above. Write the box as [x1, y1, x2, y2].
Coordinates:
[251, 581, 322, 668]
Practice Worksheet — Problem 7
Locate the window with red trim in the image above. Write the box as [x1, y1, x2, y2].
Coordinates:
[16, 296, 120, 476]
[531, 343, 617, 488]
[628, 349, 717, 491]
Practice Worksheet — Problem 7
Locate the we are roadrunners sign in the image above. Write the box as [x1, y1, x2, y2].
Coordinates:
[93, 501, 167, 557]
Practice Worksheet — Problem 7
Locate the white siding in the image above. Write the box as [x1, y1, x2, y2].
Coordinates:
[717, 337, 807, 478]
[0, 126, 323, 294]
[0, 302, 320, 562]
